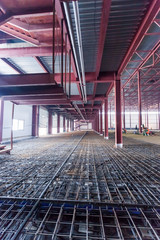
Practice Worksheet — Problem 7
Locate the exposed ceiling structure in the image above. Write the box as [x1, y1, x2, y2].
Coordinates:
[0, 0, 159, 122]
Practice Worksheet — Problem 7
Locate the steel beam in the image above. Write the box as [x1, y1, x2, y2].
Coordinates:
[96, 0, 111, 78]
[63, 116, 66, 132]
[0, 98, 4, 143]
[0, 74, 55, 87]
[55, 0, 77, 78]
[138, 71, 142, 133]
[104, 98, 108, 139]
[118, 0, 160, 75]
[100, 106, 103, 135]
[32, 105, 39, 137]
[48, 111, 52, 135]
[0, 47, 53, 57]
[57, 113, 60, 133]
[123, 89, 125, 130]
[115, 75, 123, 148]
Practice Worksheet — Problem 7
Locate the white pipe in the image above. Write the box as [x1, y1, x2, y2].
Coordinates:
[73, 2, 87, 103]
[73, 102, 86, 122]
[63, 3, 85, 101]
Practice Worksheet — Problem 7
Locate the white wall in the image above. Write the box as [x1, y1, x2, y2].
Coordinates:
[52, 113, 57, 134]
[39, 107, 48, 136]
[2, 101, 32, 141]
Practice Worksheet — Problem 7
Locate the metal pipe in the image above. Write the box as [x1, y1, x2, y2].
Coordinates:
[61, 19, 64, 87]
[63, 3, 86, 103]
[72, 2, 87, 103]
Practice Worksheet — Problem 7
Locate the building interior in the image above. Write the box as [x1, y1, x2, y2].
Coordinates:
[0, 0, 160, 239]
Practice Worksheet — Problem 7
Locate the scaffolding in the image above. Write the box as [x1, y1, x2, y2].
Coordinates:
[0, 131, 160, 239]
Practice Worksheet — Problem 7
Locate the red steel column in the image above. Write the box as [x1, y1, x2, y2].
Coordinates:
[104, 98, 109, 139]
[0, 98, 4, 143]
[67, 118, 69, 132]
[63, 116, 66, 132]
[100, 106, 103, 135]
[57, 113, 60, 133]
[115, 75, 123, 148]
[32, 105, 39, 137]
[48, 111, 52, 135]
[158, 103, 160, 130]
[110, 103, 112, 129]
[123, 89, 125, 130]
[138, 71, 142, 133]
[147, 108, 149, 127]
[97, 112, 99, 133]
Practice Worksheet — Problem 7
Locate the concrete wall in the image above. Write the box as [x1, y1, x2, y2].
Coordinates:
[2, 101, 32, 141]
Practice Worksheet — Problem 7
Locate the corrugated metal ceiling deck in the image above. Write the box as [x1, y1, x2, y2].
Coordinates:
[100, 0, 151, 72]
[69, 0, 103, 73]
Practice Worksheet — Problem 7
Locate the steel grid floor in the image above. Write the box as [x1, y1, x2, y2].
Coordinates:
[0, 131, 160, 239]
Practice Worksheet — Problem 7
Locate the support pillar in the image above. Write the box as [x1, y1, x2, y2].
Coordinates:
[67, 118, 69, 132]
[0, 98, 4, 143]
[104, 98, 109, 139]
[48, 111, 52, 135]
[70, 119, 72, 131]
[138, 71, 142, 133]
[63, 116, 66, 132]
[57, 113, 60, 133]
[110, 103, 112, 129]
[32, 105, 39, 137]
[123, 89, 125, 130]
[100, 106, 103, 135]
[97, 113, 99, 134]
[130, 109, 131, 129]
[115, 75, 123, 148]
[158, 103, 160, 130]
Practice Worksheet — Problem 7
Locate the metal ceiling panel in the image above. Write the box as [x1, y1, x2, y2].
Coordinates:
[86, 83, 94, 95]
[8, 57, 46, 74]
[101, 0, 151, 72]
[69, 0, 103, 72]
[66, 83, 79, 95]
[96, 83, 110, 95]
[0, 59, 19, 74]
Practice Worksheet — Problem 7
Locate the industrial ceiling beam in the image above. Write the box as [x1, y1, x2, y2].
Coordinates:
[0, 74, 55, 87]
[0, 72, 115, 87]
[0, 47, 54, 57]
[55, 0, 77, 78]
[0, 86, 64, 97]
[0, 7, 53, 26]
[9, 19, 53, 32]
[118, 0, 160, 75]
[96, 0, 111, 78]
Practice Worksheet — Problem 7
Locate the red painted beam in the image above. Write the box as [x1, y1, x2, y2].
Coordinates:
[118, 0, 160, 75]
[115, 75, 122, 148]
[137, 71, 142, 133]
[104, 98, 108, 139]
[57, 113, 60, 133]
[32, 105, 39, 137]
[0, 98, 4, 143]
[96, 0, 111, 78]
[0, 74, 55, 87]
[9, 19, 53, 32]
[14, 100, 71, 105]
[55, 0, 77, 77]
[4, 95, 67, 101]
[0, 47, 54, 57]
[48, 111, 52, 134]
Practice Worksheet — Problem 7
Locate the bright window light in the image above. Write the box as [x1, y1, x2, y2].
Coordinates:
[18, 120, 24, 130]
[13, 119, 24, 131]
[13, 119, 18, 131]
